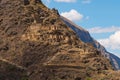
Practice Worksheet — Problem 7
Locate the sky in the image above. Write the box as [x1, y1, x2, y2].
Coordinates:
[42, 0, 120, 57]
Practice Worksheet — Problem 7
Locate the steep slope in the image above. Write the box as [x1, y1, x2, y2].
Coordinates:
[61, 16, 120, 70]
[0, 0, 119, 80]
[0, 58, 27, 80]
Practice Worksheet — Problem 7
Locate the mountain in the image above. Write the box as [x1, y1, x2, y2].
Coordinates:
[0, 58, 27, 80]
[0, 0, 120, 80]
[61, 16, 120, 70]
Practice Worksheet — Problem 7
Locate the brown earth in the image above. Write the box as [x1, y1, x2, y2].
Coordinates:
[0, 0, 120, 80]
[0, 59, 27, 80]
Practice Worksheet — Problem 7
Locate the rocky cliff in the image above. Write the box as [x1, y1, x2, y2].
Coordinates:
[0, 0, 120, 80]
[61, 16, 120, 70]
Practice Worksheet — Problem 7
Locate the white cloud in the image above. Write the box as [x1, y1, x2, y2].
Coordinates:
[54, 0, 76, 3]
[82, 0, 91, 4]
[61, 9, 83, 21]
[88, 26, 120, 33]
[98, 31, 120, 50]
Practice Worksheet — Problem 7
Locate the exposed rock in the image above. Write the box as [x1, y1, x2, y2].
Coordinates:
[0, 0, 119, 80]
[61, 16, 120, 70]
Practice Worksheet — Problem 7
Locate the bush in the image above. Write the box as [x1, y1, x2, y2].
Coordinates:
[86, 77, 92, 80]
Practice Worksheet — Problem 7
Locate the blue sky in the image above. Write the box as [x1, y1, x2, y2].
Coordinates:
[42, 0, 120, 57]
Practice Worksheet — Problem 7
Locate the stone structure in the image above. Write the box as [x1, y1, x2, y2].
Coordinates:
[24, 0, 42, 5]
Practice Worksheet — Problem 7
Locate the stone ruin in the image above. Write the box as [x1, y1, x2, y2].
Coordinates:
[24, 0, 42, 5]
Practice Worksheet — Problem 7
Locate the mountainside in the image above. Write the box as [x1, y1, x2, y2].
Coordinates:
[0, 0, 120, 80]
[0, 58, 27, 80]
[61, 16, 120, 70]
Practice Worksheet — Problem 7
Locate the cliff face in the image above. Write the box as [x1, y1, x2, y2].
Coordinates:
[0, 0, 119, 80]
[61, 16, 120, 70]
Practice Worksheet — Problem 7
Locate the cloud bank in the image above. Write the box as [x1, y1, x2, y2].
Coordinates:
[61, 9, 83, 21]
[88, 26, 120, 33]
[98, 31, 120, 50]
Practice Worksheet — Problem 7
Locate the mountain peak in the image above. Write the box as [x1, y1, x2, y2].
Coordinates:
[24, 0, 42, 5]
[0, 0, 120, 80]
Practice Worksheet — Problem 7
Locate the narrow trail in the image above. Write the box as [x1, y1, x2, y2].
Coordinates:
[44, 63, 85, 70]
[0, 57, 27, 70]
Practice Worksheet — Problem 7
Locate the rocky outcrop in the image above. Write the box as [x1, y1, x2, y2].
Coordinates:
[24, 0, 42, 5]
[0, 0, 119, 80]
[61, 16, 120, 70]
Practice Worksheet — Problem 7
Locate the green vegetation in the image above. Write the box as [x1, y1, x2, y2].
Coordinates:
[86, 77, 92, 80]
[21, 77, 29, 80]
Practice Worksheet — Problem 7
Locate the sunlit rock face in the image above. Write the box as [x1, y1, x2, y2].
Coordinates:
[61, 16, 120, 70]
[0, 0, 119, 80]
